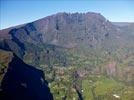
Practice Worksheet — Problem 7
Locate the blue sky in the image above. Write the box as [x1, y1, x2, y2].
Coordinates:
[0, 0, 134, 29]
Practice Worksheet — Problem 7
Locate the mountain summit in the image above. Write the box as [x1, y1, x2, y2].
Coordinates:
[0, 12, 134, 63]
[0, 12, 134, 58]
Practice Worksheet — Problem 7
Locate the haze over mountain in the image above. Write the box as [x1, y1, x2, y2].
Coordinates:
[0, 12, 134, 100]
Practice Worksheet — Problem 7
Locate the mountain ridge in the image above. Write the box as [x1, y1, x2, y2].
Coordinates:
[0, 12, 134, 62]
[0, 12, 134, 100]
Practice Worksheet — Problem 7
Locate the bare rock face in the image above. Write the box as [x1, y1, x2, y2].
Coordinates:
[33, 12, 117, 47]
[0, 12, 134, 67]
[0, 12, 115, 48]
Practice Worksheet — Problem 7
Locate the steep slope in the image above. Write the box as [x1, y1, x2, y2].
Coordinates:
[0, 12, 134, 76]
[0, 12, 134, 100]
[0, 12, 134, 77]
[0, 12, 130, 62]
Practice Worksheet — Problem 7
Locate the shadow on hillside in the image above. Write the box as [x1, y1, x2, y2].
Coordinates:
[0, 54, 53, 100]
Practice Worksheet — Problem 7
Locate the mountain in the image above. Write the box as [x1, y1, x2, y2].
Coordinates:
[0, 12, 134, 65]
[1, 12, 134, 64]
[0, 12, 134, 100]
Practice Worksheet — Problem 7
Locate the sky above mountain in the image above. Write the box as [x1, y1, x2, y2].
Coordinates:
[0, 0, 134, 29]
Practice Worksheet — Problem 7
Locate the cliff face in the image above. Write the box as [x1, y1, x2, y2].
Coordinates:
[0, 12, 134, 79]
[1, 12, 132, 63]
